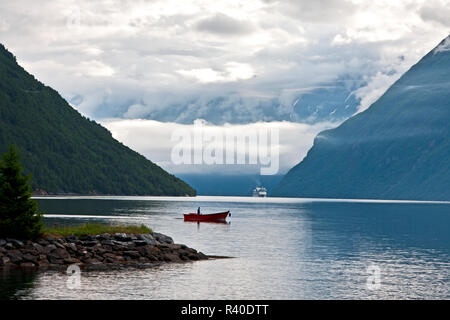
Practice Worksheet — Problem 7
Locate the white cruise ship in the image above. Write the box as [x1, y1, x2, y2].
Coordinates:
[252, 187, 267, 197]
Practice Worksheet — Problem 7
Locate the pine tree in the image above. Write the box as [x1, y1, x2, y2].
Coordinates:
[0, 144, 43, 239]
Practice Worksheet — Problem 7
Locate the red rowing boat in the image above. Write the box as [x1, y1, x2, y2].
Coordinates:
[184, 211, 230, 222]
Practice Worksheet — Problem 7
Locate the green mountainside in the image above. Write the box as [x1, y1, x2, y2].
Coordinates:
[273, 35, 450, 201]
[0, 44, 195, 196]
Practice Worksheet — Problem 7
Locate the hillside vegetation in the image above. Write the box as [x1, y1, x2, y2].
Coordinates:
[0, 44, 195, 196]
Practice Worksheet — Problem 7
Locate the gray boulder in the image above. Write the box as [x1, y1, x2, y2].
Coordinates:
[0, 256, 11, 266]
[48, 248, 69, 260]
[123, 251, 141, 259]
[95, 233, 111, 241]
[6, 239, 24, 248]
[7, 250, 23, 264]
[137, 234, 157, 246]
[100, 240, 115, 246]
[32, 243, 45, 254]
[152, 232, 174, 244]
[64, 243, 77, 252]
[114, 233, 132, 241]
[22, 253, 38, 264]
[45, 244, 57, 253]
[66, 235, 78, 243]
[83, 241, 99, 247]
[132, 240, 148, 247]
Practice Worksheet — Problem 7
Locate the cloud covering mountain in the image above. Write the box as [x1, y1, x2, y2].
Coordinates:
[1, 0, 448, 125]
[1, 0, 448, 177]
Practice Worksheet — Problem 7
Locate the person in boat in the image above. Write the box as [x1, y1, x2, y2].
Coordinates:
[197, 207, 201, 215]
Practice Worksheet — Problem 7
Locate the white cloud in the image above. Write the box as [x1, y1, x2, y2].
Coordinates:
[353, 55, 412, 113]
[0, 0, 448, 124]
[177, 62, 254, 83]
[195, 13, 256, 35]
[434, 36, 450, 54]
[77, 60, 115, 77]
[102, 119, 339, 174]
[419, 0, 450, 27]
[82, 47, 104, 56]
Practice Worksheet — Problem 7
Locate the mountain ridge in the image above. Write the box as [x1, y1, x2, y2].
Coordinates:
[273, 35, 450, 201]
[0, 44, 195, 196]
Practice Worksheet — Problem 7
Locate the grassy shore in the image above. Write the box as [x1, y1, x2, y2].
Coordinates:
[43, 223, 152, 238]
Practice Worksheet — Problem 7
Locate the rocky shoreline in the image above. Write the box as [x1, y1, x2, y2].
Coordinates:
[0, 232, 209, 271]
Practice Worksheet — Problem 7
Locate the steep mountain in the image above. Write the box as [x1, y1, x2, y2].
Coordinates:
[289, 75, 362, 123]
[0, 44, 195, 196]
[273, 36, 450, 201]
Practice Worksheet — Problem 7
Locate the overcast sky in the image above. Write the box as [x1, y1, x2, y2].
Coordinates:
[1, 0, 449, 174]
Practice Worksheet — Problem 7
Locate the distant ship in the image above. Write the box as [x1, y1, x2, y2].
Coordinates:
[252, 187, 267, 197]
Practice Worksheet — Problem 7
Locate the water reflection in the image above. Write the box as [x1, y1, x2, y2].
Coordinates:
[190, 221, 231, 232]
[0, 269, 37, 300]
[185, 220, 230, 225]
[3, 197, 448, 299]
[37, 198, 167, 216]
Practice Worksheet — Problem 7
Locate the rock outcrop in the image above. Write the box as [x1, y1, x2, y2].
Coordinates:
[0, 232, 208, 271]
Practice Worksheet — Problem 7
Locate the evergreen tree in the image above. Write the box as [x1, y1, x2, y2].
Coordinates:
[0, 145, 43, 239]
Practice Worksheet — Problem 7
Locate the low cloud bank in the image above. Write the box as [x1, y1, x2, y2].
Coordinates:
[102, 119, 339, 175]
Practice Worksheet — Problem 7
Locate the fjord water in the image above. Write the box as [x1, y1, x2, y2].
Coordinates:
[2, 196, 449, 300]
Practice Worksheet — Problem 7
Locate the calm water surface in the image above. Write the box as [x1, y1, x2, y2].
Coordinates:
[1, 196, 449, 300]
